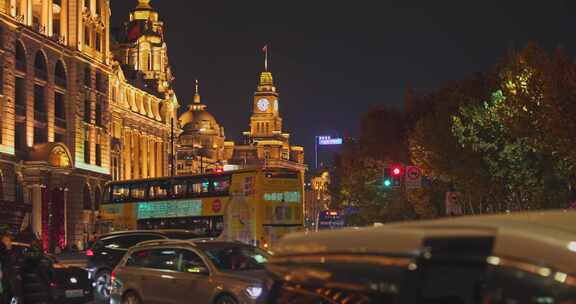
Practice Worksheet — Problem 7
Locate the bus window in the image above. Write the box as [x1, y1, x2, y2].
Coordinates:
[173, 180, 188, 198]
[130, 183, 147, 200]
[190, 179, 210, 194]
[149, 181, 170, 200]
[111, 184, 129, 203]
[212, 176, 231, 194]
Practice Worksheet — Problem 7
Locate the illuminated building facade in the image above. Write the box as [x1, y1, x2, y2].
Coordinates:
[0, 0, 176, 250]
[177, 80, 225, 175]
[227, 60, 305, 172]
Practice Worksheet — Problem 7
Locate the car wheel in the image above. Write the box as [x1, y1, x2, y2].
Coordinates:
[122, 292, 141, 304]
[215, 294, 238, 304]
[95, 270, 112, 300]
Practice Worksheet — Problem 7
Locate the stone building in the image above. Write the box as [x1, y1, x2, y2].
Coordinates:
[227, 62, 305, 172]
[177, 80, 226, 175]
[0, 0, 177, 250]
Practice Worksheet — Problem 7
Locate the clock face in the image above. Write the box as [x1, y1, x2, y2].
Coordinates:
[273, 99, 278, 112]
[257, 98, 269, 111]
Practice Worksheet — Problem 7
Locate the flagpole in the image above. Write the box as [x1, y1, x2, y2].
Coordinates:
[264, 45, 268, 71]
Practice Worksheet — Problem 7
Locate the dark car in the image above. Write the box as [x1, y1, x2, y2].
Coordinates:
[110, 240, 271, 304]
[86, 230, 201, 300]
[12, 242, 93, 304]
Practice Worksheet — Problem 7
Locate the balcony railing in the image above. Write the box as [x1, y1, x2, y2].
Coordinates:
[34, 111, 47, 123]
[15, 104, 25, 116]
[55, 117, 67, 128]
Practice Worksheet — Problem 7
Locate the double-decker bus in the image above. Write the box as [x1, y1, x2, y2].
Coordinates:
[99, 168, 303, 249]
[316, 210, 345, 231]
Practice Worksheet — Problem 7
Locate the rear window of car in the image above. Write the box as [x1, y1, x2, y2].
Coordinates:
[100, 234, 164, 250]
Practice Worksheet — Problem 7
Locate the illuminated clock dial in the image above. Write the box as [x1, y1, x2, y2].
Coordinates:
[257, 98, 269, 111]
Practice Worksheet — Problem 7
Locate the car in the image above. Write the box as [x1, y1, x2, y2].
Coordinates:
[12, 242, 93, 304]
[86, 229, 201, 300]
[267, 210, 576, 303]
[110, 240, 271, 304]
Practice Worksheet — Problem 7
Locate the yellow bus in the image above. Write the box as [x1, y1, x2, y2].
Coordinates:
[99, 168, 303, 249]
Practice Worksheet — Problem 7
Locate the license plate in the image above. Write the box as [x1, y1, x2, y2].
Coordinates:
[65, 289, 84, 298]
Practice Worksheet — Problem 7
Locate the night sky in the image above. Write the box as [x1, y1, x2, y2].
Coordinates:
[110, 0, 576, 165]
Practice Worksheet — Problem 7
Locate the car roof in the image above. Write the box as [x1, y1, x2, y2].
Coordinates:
[99, 229, 198, 239]
[274, 210, 576, 273]
[130, 239, 247, 250]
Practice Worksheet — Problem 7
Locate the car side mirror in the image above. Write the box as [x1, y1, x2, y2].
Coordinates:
[185, 266, 209, 275]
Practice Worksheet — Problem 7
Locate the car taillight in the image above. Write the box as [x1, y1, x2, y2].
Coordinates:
[86, 249, 94, 257]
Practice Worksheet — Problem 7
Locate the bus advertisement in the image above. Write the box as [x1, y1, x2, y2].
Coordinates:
[99, 168, 304, 249]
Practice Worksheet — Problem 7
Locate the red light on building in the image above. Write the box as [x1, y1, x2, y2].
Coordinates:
[215, 167, 224, 173]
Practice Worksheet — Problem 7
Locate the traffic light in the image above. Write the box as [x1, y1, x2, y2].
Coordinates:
[391, 164, 403, 188]
[391, 164, 403, 177]
[383, 168, 392, 188]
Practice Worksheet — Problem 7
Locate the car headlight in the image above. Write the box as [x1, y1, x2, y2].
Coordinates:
[245, 286, 263, 299]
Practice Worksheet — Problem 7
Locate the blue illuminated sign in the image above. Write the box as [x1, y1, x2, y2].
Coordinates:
[318, 136, 343, 146]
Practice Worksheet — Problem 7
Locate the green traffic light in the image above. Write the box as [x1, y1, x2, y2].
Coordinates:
[383, 179, 392, 187]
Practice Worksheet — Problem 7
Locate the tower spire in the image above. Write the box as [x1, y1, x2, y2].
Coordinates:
[194, 79, 201, 104]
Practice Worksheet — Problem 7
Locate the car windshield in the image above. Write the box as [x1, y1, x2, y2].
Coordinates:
[198, 243, 270, 271]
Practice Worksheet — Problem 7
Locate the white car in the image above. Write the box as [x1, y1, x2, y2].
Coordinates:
[267, 210, 576, 303]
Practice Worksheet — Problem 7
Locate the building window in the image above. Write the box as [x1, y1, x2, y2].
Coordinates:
[15, 41, 26, 72]
[84, 0, 90, 9]
[34, 52, 47, 80]
[55, 92, 65, 119]
[84, 67, 91, 87]
[15, 123, 26, 152]
[33, 127, 47, 144]
[84, 127, 90, 164]
[95, 143, 101, 166]
[84, 98, 91, 123]
[55, 133, 65, 143]
[95, 102, 102, 126]
[15, 77, 25, 116]
[84, 26, 90, 47]
[34, 84, 47, 122]
[95, 31, 101, 52]
[95, 0, 101, 15]
[55, 61, 67, 88]
[95, 72, 104, 92]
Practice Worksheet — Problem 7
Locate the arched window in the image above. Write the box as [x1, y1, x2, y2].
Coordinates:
[83, 184, 92, 210]
[94, 186, 101, 211]
[34, 51, 48, 80]
[15, 41, 26, 71]
[55, 60, 67, 88]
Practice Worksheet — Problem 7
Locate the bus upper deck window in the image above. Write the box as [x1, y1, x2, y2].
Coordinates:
[173, 181, 187, 198]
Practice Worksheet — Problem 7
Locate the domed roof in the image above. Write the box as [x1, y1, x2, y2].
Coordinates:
[179, 109, 194, 127]
[179, 80, 221, 135]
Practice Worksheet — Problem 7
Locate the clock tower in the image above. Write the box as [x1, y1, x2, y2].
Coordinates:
[249, 60, 283, 138]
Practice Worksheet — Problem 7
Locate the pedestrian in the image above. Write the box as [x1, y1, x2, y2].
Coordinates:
[0, 234, 22, 304]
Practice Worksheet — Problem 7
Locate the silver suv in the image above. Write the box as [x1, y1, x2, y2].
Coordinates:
[110, 240, 271, 304]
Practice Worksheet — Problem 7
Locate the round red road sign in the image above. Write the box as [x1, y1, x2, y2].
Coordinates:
[212, 199, 222, 213]
[406, 166, 420, 180]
